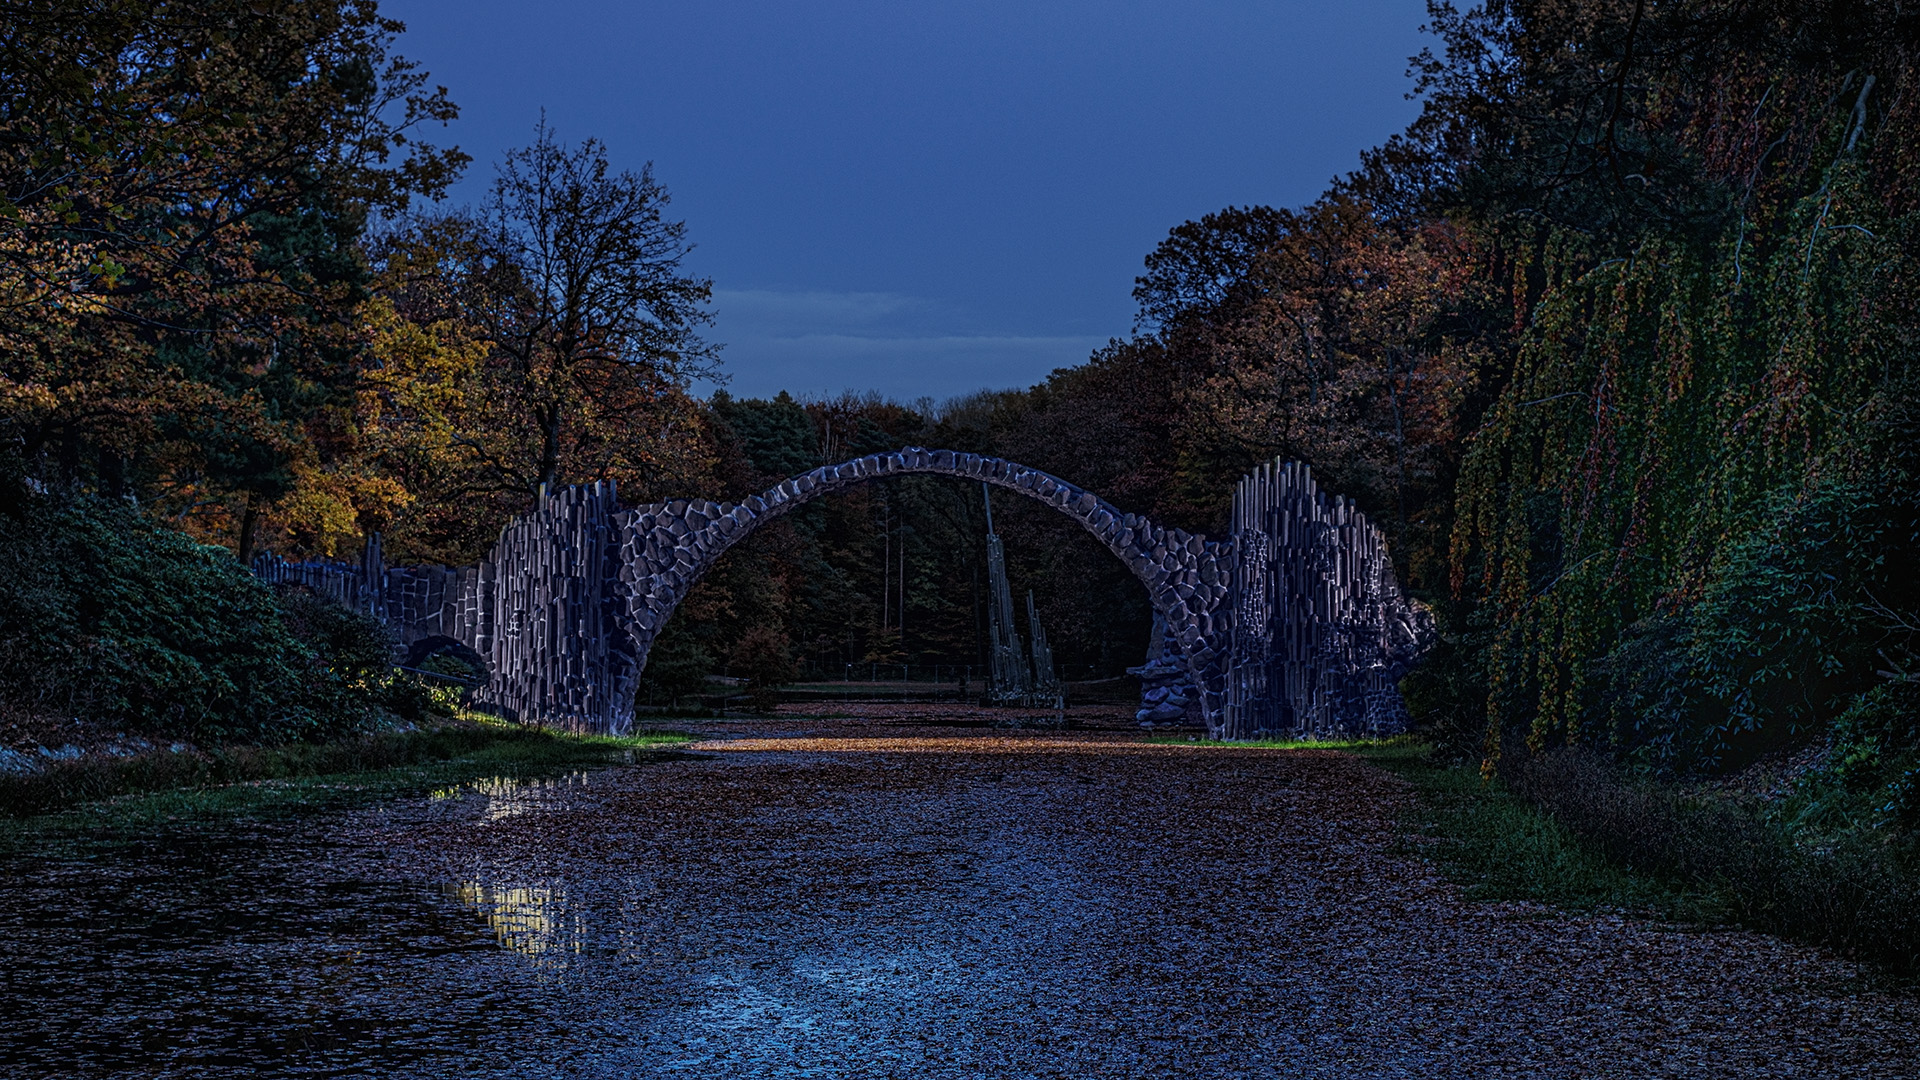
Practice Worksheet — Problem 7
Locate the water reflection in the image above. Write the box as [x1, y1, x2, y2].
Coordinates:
[448, 877, 583, 962]
[430, 769, 591, 823]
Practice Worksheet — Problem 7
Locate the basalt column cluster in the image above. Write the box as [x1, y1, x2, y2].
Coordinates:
[1220, 459, 1434, 740]
[252, 449, 1428, 738]
[257, 483, 634, 732]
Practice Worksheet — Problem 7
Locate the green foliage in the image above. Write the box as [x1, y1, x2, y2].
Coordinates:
[0, 497, 384, 743]
[1363, 742, 1920, 974]
[638, 621, 717, 708]
[1828, 682, 1920, 836]
[1506, 748, 1920, 975]
[1397, 633, 1491, 763]
[402, 650, 480, 714]
[275, 585, 396, 690]
[712, 391, 819, 481]
[1352, 742, 1680, 910]
[1602, 483, 1916, 771]
[1422, 2, 1920, 784]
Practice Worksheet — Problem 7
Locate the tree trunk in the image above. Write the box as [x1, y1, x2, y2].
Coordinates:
[236, 501, 259, 564]
[537, 406, 563, 493]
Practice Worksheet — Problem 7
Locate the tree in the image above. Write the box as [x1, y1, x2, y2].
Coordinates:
[454, 120, 717, 496]
[275, 127, 725, 565]
[1112, 195, 1492, 579]
[1393, 0, 1920, 769]
[0, 0, 465, 551]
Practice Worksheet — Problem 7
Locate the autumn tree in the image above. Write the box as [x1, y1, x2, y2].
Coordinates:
[444, 121, 716, 496]
[1111, 196, 1494, 588]
[267, 124, 725, 565]
[0, 0, 464, 555]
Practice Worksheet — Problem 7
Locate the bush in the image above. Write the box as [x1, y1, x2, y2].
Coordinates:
[1399, 632, 1492, 763]
[0, 496, 381, 743]
[1506, 748, 1788, 890]
[275, 584, 458, 723]
[275, 584, 394, 690]
[1600, 481, 1919, 775]
[1505, 746, 1920, 974]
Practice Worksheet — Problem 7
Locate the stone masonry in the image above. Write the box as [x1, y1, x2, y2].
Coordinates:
[255, 449, 1429, 739]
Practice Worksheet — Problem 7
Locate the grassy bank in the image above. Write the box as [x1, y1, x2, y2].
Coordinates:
[1144, 734, 1675, 906]
[1154, 735, 1918, 980]
[0, 720, 696, 841]
[1347, 741, 1692, 914]
[1348, 741, 1920, 980]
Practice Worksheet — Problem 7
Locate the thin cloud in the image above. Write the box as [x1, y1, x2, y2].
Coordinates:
[700, 286, 1103, 400]
[712, 288, 927, 333]
[697, 330, 1106, 401]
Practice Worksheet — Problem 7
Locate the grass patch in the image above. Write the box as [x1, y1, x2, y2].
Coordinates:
[1141, 735, 1389, 750]
[1344, 741, 1920, 981]
[1500, 747, 1920, 978]
[0, 719, 696, 846]
[1348, 741, 1690, 913]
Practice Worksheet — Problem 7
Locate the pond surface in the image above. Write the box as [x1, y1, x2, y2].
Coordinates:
[3, 775, 600, 1078]
[4, 721, 1917, 1079]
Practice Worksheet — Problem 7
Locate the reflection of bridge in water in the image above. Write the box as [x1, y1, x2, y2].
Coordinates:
[255, 450, 1431, 740]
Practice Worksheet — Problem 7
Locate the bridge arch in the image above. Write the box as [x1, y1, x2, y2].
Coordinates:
[611, 448, 1231, 728]
[259, 448, 1429, 740]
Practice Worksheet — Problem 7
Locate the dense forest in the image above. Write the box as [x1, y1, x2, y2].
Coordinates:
[3, 0, 1917, 826]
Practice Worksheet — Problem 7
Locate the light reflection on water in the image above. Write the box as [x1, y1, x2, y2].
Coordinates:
[447, 877, 583, 962]
[430, 769, 592, 823]
[0, 762, 1122, 1078]
[429, 773, 600, 963]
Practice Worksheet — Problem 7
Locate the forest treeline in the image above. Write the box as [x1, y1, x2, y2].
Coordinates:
[684, 0, 1920, 824]
[3, 0, 1917, 826]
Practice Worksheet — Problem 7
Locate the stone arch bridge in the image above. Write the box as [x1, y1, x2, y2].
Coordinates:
[256, 449, 1431, 740]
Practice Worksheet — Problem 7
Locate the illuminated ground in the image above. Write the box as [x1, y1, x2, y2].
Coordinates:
[4, 706, 1915, 1077]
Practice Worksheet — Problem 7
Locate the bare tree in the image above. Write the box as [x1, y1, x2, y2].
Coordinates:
[471, 119, 718, 493]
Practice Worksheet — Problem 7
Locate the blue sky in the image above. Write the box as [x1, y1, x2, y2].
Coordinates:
[379, 0, 1431, 402]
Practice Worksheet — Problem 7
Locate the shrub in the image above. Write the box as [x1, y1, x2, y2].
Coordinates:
[1505, 746, 1920, 974]
[1399, 632, 1492, 763]
[1506, 748, 1788, 890]
[1600, 482, 1919, 775]
[275, 584, 395, 690]
[0, 496, 379, 743]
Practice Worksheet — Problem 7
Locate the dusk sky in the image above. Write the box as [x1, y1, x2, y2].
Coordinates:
[380, 0, 1432, 403]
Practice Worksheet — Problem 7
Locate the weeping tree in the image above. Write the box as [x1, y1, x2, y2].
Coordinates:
[1396, 0, 1920, 774]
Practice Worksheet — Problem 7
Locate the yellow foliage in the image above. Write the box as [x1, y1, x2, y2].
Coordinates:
[257, 297, 491, 556]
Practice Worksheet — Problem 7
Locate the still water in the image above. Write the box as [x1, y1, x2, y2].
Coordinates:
[0, 752, 1137, 1080]
[17, 735, 1904, 1079]
[1, 771, 697, 1078]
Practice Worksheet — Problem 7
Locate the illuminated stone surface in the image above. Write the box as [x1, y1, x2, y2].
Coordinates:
[256, 452, 1431, 738]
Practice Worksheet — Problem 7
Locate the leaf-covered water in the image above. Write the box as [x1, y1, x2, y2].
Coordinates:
[4, 712, 1915, 1078]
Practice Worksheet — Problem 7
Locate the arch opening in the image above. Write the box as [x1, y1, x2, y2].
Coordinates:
[634, 466, 1159, 709]
[614, 449, 1229, 734]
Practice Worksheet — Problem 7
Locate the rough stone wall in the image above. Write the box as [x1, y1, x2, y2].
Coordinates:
[257, 484, 633, 732]
[252, 449, 1428, 739]
[1221, 459, 1434, 740]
